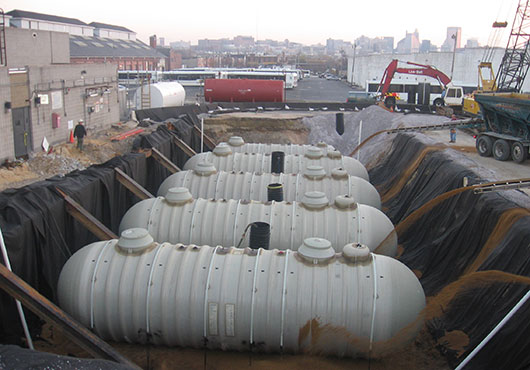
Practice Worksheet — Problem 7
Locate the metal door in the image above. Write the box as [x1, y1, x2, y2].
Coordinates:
[12, 107, 31, 157]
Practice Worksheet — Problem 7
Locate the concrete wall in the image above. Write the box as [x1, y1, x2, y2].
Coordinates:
[27, 63, 119, 151]
[0, 67, 15, 162]
[346, 48, 530, 91]
[6, 28, 70, 67]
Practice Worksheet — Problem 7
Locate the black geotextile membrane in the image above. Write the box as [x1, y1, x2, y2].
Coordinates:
[0, 344, 134, 369]
[369, 133, 530, 370]
[0, 128, 179, 344]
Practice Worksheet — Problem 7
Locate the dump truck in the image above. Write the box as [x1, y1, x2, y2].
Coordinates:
[474, 92, 530, 163]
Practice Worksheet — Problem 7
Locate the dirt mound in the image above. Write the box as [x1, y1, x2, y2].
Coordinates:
[204, 116, 309, 145]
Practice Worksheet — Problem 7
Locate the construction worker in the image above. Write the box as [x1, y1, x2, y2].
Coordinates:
[74, 119, 87, 151]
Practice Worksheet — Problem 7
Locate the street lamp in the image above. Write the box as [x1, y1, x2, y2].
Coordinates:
[450, 32, 458, 79]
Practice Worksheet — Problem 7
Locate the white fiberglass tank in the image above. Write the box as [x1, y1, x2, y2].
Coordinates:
[119, 187, 396, 256]
[183, 143, 369, 181]
[57, 229, 425, 358]
[134, 82, 185, 108]
[158, 163, 381, 210]
[224, 136, 335, 155]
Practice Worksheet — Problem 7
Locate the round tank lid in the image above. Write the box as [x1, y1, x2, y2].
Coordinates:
[213, 142, 232, 156]
[228, 136, 245, 146]
[331, 167, 348, 179]
[303, 165, 326, 179]
[327, 150, 342, 159]
[194, 161, 217, 176]
[304, 146, 323, 159]
[298, 238, 335, 263]
[301, 191, 329, 209]
[335, 195, 357, 209]
[342, 243, 371, 262]
[165, 187, 193, 205]
[316, 141, 328, 148]
[118, 228, 154, 253]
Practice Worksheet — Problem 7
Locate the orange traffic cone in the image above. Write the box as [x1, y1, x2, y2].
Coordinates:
[69, 130, 74, 143]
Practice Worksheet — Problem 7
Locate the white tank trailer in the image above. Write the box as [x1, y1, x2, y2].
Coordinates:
[119, 187, 397, 256]
[57, 228, 426, 358]
[134, 82, 185, 109]
[183, 144, 369, 181]
[158, 163, 382, 210]
[223, 136, 335, 155]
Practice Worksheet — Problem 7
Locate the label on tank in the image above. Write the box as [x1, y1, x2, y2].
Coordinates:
[209, 303, 219, 336]
[225, 304, 235, 337]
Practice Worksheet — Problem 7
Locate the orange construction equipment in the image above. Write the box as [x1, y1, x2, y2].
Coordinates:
[69, 130, 74, 143]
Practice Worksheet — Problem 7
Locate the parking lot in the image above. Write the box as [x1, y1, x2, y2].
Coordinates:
[184, 77, 355, 104]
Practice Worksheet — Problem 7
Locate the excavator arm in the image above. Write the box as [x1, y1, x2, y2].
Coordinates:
[378, 59, 453, 95]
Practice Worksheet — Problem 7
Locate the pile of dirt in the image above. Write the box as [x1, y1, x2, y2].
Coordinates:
[204, 116, 310, 145]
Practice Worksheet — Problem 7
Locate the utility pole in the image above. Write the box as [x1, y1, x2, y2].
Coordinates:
[450, 31, 458, 79]
[351, 42, 357, 86]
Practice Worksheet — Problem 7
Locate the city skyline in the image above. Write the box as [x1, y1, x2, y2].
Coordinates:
[2, 0, 518, 48]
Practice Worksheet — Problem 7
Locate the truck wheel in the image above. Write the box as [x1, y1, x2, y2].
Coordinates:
[434, 98, 444, 107]
[476, 136, 493, 157]
[511, 141, 528, 163]
[493, 139, 511, 161]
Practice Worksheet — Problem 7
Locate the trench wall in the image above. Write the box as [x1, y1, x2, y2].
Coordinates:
[369, 133, 530, 369]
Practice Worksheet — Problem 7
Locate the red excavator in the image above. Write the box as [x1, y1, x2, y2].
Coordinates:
[377, 59, 464, 110]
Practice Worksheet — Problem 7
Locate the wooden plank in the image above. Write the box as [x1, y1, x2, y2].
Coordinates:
[193, 125, 216, 149]
[56, 188, 117, 240]
[151, 148, 180, 174]
[114, 168, 153, 200]
[172, 136, 196, 157]
[0, 263, 140, 369]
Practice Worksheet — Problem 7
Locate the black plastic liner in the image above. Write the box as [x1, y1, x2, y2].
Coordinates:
[0, 127, 180, 344]
[369, 134, 530, 370]
[0, 345, 134, 369]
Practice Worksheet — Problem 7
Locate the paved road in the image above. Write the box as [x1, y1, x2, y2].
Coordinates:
[183, 77, 355, 104]
[286, 77, 353, 102]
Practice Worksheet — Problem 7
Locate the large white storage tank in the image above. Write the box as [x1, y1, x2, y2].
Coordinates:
[57, 229, 426, 358]
[223, 136, 335, 155]
[119, 187, 397, 256]
[134, 82, 185, 109]
[158, 163, 381, 210]
[183, 144, 369, 181]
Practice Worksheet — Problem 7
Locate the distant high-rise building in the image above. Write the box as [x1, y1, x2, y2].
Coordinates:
[465, 38, 480, 48]
[396, 30, 420, 54]
[441, 27, 461, 51]
[420, 40, 432, 53]
[158, 37, 165, 47]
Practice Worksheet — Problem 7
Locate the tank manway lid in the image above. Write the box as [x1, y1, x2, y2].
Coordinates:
[301, 191, 329, 208]
[327, 150, 342, 159]
[335, 195, 357, 209]
[166, 187, 193, 204]
[331, 167, 348, 179]
[228, 136, 245, 146]
[213, 143, 232, 156]
[305, 146, 323, 159]
[342, 243, 371, 262]
[304, 165, 326, 179]
[194, 161, 217, 176]
[316, 141, 328, 148]
[298, 238, 335, 263]
[118, 228, 154, 253]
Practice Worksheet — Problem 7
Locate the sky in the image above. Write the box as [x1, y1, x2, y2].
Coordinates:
[2, 0, 519, 47]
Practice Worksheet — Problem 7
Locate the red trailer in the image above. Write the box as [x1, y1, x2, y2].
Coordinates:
[204, 79, 284, 103]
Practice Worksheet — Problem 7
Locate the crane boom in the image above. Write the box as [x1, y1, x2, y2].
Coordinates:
[496, 0, 530, 92]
